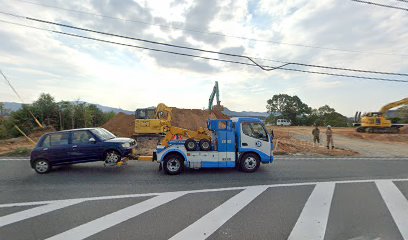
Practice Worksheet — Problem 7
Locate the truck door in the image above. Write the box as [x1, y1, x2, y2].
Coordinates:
[239, 122, 271, 162]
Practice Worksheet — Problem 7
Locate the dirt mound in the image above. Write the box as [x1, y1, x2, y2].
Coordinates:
[102, 108, 229, 137]
[171, 108, 229, 130]
[102, 112, 134, 137]
[400, 126, 408, 134]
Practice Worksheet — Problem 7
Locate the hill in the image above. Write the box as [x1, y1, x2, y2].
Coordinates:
[2, 101, 133, 115]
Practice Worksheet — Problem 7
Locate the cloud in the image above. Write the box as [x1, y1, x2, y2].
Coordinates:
[0, 0, 407, 117]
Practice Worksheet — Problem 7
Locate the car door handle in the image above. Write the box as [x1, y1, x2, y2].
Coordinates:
[72, 145, 78, 148]
[242, 143, 248, 146]
[42, 148, 48, 151]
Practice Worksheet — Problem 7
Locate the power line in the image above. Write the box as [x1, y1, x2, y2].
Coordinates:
[1, 19, 407, 83]
[395, 0, 408, 3]
[2, 10, 405, 77]
[0, 69, 25, 103]
[351, 0, 408, 11]
[10, 0, 408, 57]
[23, 15, 408, 77]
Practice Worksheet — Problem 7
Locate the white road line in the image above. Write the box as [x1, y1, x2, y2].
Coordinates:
[277, 157, 408, 161]
[45, 192, 185, 240]
[0, 200, 83, 228]
[287, 182, 335, 240]
[0, 158, 29, 161]
[376, 180, 408, 240]
[169, 185, 268, 240]
[1, 178, 407, 208]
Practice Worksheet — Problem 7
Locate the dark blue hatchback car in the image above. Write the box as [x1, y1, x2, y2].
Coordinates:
[30, 128, 136, 174]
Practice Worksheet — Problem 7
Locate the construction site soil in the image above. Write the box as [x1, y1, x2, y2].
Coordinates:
[1, 110, 406, 158]
[102, 108, 229, 137]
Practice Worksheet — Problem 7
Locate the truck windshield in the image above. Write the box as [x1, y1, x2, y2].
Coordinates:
[90, 128, 116, 140]
[242, 122, 268, 141]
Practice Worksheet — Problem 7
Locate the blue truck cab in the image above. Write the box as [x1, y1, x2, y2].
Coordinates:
[155, 117, 274, 175]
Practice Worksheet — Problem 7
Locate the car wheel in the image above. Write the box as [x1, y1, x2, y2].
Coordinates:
[34, 159, 51, 174]
[163, 154, 183, 175]
[104, 150, 121, 165]
[184, 138, 197, 151]
[240, 153, 260, 173]
[199, 139, 211, 151]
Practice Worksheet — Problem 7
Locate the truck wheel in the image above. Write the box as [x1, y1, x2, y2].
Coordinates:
[199, 139, 211, 151]
[240, 153, 260, 173]
[163, 154, 183, 175]
[184, 138, 197, 151]
[34, 159, 51, 174]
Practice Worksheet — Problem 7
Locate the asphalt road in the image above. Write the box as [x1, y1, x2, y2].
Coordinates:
[1, 157, 408, 240]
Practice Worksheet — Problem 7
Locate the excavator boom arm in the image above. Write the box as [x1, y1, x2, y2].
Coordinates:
[208, 81, 220, 110]
[379, 98, 408, 114]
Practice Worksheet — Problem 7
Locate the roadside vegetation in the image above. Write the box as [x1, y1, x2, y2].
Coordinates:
[266, 94, 350, 127]
[0, 93, 115, 140]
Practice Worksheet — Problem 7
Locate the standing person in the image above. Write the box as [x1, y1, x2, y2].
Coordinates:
[312, 125, 320, 146]
[326, 125, 334, 149]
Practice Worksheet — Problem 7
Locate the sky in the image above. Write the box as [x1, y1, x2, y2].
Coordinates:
[0, 0, 407, 117]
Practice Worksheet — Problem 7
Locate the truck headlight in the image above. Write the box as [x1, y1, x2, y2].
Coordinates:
[122, 142, 131, 148]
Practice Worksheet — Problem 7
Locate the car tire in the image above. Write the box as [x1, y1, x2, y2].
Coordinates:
[163, 154, 183, 175]
[240, 153, 260, 173]
[34, 159, 51, 174]
[104, 150, 121, 165]
[199, 139, 211, 151]
[184, 138, 197, 151]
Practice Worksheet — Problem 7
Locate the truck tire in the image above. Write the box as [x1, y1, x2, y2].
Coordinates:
[163, 154, 183, 175]
[240, 153, 260, 173]
[199, 139, 211, 151]
[184, 138, 197, 151]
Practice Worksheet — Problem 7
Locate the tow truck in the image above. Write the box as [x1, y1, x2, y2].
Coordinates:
[153, 117, 274, 175]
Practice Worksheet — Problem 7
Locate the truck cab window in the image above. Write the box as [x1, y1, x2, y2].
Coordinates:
[242, 122, 268, 142]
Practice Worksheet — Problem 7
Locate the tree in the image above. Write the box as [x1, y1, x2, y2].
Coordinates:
[307, 105, 349, 127]
[0, 102, 10, 116]
[32, 93, 58, 127]
[266, 94, 311, 125]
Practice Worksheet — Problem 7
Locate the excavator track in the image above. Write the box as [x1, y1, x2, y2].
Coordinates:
[363, 127, 400, 134]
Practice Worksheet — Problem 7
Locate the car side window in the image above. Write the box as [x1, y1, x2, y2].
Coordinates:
[72, 131, 93, 144]
[49, 133, 70, 146]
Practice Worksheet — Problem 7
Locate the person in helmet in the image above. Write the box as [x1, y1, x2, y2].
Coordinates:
[326, 125, 334, 149]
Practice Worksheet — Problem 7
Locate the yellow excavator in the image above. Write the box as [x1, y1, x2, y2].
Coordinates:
[133, 103, 211, 149]
[354, 97, 408, 133]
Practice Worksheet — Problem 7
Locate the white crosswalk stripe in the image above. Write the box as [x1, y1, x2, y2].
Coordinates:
[0, 178, 407, 240]
[169, 185, 268, 240]
[45, 192, 186, 240]
[0, 199, 83, 228]
[287, 182, 335, 240]
[376, 180, 408, 240]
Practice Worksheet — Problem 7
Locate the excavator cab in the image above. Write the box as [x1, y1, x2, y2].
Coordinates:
[135, 108, 156, 119]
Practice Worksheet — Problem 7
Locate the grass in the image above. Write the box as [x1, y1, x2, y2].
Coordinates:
[0, 147, 32, 157]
